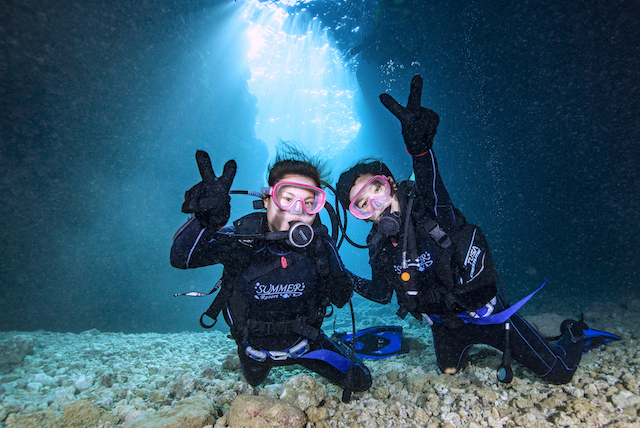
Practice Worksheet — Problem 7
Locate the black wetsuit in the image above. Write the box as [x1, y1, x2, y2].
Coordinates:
[354, 150, 584, 384]
[171, 213, 371, 391]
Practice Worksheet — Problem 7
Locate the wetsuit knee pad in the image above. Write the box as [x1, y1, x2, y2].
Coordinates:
[541, 359, 577, 385]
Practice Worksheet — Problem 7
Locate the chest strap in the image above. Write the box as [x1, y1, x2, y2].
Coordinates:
[423, 220, 452, 249]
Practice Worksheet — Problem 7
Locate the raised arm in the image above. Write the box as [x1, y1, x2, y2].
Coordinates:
[380, 75, 457, 221]
[170, 150, 237, 269]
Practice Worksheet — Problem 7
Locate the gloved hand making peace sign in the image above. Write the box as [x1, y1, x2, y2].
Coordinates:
[182, 150, 237, 229]
[380, 74, 440, 156]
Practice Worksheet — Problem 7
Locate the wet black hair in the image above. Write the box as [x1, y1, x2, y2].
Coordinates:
[267, 141, 331, 188]
[336, 159, 394, 211]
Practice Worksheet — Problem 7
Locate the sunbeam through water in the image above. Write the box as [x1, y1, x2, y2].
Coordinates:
[240, 0, 362, 159]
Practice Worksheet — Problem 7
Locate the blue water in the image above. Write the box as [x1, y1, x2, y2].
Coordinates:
[1, 0, 639, 333]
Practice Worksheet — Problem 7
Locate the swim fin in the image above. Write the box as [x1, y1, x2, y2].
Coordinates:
[582, 328, 621, 353]
[559, 317, 622, 354]
[332, 326, 410, 360]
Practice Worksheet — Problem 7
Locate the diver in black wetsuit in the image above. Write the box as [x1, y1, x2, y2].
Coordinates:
[336, 75, 619, 384]
[171, 147, 371, 393]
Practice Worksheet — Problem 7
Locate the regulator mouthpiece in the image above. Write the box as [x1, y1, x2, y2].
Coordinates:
[377, 206, 401, 237]
[288, 222, 314, 248]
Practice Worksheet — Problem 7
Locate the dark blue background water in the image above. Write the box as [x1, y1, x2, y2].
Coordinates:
[1, 0, 638, 333]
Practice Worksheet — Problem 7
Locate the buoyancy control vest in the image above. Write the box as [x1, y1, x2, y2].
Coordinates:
[379, 181, 497, 323]
[203, 213, 336, 350]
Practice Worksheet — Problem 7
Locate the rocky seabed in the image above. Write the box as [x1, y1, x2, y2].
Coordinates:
[1, 304, 639, 428]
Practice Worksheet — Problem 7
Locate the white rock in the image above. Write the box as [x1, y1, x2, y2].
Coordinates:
[124, 409, 144, 424]
[442, 412, 461, 427]
[433, 382, 449, 395]
[584, 383, 598, 396]
[171, 374, 198, 400]
[92, 343, 108, 353]
[611, 390, 640, 409]
[600, 374, 619, 386]
[53, 386, 76, 406]
[74, 374, 94, 391]
[279, 374, 326, 411]
[26, 382, 43, 394]
[488, 415, 509, 428]
[564, 386, 584, 398]
[31, 373, 54, 386]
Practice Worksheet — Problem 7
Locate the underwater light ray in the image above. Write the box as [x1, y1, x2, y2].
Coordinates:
[239, 0, 362, 159]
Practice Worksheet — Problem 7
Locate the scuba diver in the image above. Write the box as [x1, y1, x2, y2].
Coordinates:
[335, 74, 620, 384]
[170, 145, 372, 396]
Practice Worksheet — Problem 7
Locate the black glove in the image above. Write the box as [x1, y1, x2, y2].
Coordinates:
[380, 74, 440, 156]
[182, 150, 237, 229]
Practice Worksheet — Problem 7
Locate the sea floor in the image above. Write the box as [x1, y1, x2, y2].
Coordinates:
[1, 299, 639, 428]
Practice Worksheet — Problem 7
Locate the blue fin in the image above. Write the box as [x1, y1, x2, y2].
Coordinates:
[582, 328, 621, 353]
[334, 326, 409, 360]
[458, 279, 547, 325]
[300, 350, 352, 373]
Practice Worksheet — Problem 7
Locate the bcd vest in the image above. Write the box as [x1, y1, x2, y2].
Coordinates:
[201, 213, 331, 350]
[385, 182, 497, 323]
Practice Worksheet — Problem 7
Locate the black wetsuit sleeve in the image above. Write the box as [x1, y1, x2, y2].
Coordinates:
[349, 270, 393, 305]
[412, 149, 453, 216]
[170, 216, 230, 269]
[412, 149, 466, 230]
[322, 238, 354, 309]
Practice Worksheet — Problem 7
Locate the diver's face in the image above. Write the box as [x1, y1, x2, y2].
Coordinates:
[264, 174, 321, 232]
[348, 174, 400, 223]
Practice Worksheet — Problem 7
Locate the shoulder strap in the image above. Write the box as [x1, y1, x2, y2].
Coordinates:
[200, 267, 242, 329]
[314, 233, 330, 279]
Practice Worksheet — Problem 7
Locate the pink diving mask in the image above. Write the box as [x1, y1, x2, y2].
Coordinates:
[348, 175, 392, 220]
[266, 181, 326, 215]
